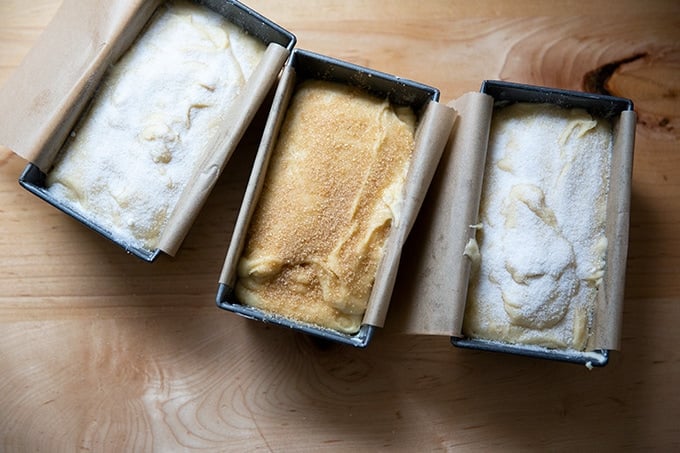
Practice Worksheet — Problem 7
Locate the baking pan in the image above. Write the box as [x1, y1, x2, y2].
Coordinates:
[18, 0, 296, 262]
[216, 49, 447, 347]
[451, 80, 634, 367]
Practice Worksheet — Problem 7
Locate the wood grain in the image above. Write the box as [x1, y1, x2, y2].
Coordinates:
[1, 0, 679, 451]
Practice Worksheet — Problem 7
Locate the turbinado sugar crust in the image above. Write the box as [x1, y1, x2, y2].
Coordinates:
[463, 102, 613, 350]
[236, 80, 417, 334]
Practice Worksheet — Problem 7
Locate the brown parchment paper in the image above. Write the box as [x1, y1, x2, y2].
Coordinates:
[0, 0, 159, 169]
[388, 92, 493, 335]
[593, 110, 636, 350]
[363, 100, 457, 327]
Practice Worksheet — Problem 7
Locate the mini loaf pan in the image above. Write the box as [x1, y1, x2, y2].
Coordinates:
[18, 0, 296, 262]
[216, 48, 453, 348]
[451, 80, 635, 367]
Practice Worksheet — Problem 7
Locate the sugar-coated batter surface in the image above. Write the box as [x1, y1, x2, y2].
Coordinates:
[236, 80, 417, 334]
[463, 103, 613, 350]
[47, 0, 265, 251]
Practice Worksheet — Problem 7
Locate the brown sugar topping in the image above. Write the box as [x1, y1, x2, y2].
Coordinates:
[236, 79, 416, 333]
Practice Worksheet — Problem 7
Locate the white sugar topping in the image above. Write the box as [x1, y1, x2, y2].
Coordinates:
[46, 1, 266, 251]
[464, 102, 613, 350]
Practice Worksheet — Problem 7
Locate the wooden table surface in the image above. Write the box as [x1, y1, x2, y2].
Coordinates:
[1, 1, 678, 451]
